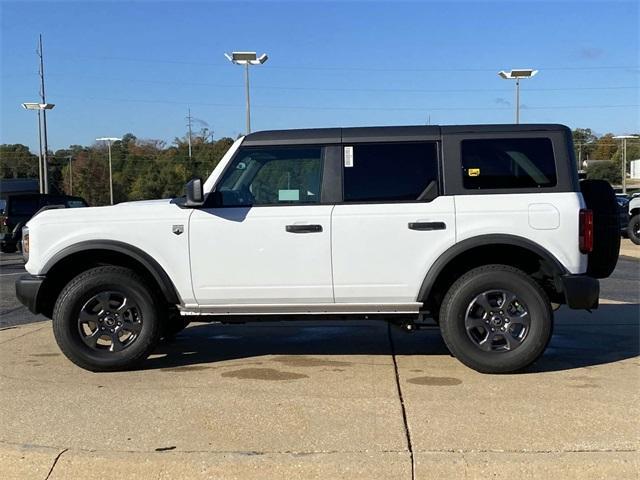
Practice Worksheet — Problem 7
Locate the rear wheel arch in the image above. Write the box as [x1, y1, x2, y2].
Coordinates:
[418, 235, 567, 314]
[37, 241, 181, 318]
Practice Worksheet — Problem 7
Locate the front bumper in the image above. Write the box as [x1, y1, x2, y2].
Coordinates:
[15, 274, 45, 314]
[561, 274, 599, 310]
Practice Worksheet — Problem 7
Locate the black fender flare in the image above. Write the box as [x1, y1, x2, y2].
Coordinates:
[41, 240, 181, 304]
[417, 234, 568, 303]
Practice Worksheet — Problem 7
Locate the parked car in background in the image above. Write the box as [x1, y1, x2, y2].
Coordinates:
[616, 195, 630, 236]
[628, 196, 640, 244]
[0, 194, 88, 253]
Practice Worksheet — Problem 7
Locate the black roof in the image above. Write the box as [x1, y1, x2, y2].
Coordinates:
[242, 124, 570, 146]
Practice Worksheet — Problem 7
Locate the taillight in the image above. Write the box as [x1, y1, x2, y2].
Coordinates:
[579, 209, 593, 254]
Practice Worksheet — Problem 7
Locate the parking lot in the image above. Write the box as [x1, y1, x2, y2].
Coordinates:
[1, 243, 639, 479]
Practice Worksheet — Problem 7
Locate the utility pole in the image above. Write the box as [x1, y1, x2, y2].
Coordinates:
[37, 34, 50, 194]
[186, 107, 193, 160]
[67, 155, 73, 195]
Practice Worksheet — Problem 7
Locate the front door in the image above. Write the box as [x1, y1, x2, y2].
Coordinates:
[190, 145, 333, 305]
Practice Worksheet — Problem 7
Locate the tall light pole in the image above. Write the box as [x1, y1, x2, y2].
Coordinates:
[96, 137, 121, 205]
[22, 102, 55, 194]
[224, 51, 269, 134]
[613, 135, 639, 194]
[498, 69, 538, 124]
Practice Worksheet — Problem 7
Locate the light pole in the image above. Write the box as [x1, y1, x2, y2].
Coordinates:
[96, 137, 121, 205]
[22, 102, 55, 194]
[613, 135, 639, 194]
[498, 69, 538, 124]
[224, 51, 269, 134]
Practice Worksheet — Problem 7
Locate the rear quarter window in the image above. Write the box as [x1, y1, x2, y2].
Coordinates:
[461, 137, 557, 189]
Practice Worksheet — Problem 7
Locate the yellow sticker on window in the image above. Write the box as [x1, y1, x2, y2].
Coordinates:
[468, 168, 480, 177]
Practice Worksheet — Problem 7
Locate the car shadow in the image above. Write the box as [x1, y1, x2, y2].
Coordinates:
[142, 303, 639, 374]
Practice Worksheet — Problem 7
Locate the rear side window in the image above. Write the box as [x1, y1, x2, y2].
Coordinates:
[343, 142, 438, 202]
[461, 138, 557, 189]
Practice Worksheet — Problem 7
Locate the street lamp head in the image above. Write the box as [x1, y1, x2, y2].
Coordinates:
[96, 137, 121, 142]
[498, 69, 538, 79]
[225, 51, 268, 65]
[613, 135, 639, 139]
[22, 102, 55, 110]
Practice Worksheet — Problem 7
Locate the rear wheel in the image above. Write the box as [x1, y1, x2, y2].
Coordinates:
[628, 214, 640, 245]
[52, 266, 162, 372]
[439, 265, 553, 374]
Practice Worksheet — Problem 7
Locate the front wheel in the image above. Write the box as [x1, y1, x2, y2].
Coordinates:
[628, 214, 640, 245]
[52, 266, 162, 372]
[439, 265, 553, 374]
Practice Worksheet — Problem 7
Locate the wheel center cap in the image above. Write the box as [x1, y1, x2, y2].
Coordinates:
[104, 317, 116, 326]
[491, 316, 503, 326]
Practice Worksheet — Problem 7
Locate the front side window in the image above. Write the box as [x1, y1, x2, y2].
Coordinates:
[215, 147, 323, 206]
[461, 138, 557, 189]
[343, 142, 439, 202]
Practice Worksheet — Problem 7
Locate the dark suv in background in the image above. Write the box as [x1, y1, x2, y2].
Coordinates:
[0, 194, 88, 253]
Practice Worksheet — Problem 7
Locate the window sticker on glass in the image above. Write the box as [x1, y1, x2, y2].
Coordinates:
[468, 168, 480, 177]
[344, 146, 354, 168]
[278, 189, 300, 201]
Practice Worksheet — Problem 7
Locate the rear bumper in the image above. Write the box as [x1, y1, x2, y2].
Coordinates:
[15, 274, 45, 314]
[561, 274, 599, 310]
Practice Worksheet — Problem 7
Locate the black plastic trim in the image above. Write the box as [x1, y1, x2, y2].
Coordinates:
[41, 240, 181, 304]
[417, 234, 568, 303]
[15, 274, 45, 314]
[561, 274, 599, 309]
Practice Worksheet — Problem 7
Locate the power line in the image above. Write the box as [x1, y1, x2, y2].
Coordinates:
[56, 54, 640, 73]
[48, 94, 640, 112]
[38, 73, 638, 94]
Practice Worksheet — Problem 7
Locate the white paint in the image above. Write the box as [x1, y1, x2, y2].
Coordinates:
[331, 198, 456, 303]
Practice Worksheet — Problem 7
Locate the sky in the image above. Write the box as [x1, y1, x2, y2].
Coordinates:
[1, 0, 638, 153]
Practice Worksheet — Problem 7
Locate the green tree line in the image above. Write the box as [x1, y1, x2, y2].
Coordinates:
[1, 128, 638, 206]
[1, 130, 233, 205]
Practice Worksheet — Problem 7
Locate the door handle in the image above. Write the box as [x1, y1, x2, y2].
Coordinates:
[408, 222, 446, 231]
[286, 224, 323, 233]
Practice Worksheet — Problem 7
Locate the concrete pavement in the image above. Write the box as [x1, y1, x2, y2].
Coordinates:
[1, 303, 638, 479]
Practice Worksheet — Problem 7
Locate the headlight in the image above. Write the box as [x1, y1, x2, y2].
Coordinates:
[21, 226, 29, 262]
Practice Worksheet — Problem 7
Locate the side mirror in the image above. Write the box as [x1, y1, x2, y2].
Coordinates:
[185, 177, 204, 206]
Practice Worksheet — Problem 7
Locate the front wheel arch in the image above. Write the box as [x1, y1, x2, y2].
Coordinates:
[37, 243, 180, 318]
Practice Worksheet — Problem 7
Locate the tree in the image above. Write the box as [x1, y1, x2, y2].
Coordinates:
[0, 144, 39, 179]
[572, 128, 597, 164]
[586, 161, 620, 184]
[592, 134, 618, 161]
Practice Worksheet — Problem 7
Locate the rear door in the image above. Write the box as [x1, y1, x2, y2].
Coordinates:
[331, 137, 456, 305]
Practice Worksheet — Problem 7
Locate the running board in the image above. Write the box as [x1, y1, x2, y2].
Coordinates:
[179, 302, 423, 316]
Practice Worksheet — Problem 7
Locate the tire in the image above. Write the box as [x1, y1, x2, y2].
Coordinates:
[628, 214, 640, 245]
[439, 265, 553, 374]
[52, 266, 162, 372]
[580, 180, 620, 278]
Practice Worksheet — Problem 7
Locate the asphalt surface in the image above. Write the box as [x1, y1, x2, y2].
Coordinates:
[1, 248, 639, 479]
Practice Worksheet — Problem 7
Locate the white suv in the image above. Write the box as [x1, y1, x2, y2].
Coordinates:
[16, 124, 620, 373]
